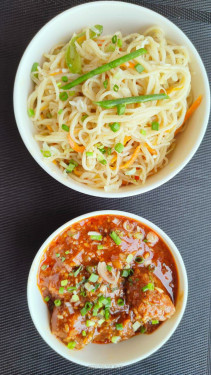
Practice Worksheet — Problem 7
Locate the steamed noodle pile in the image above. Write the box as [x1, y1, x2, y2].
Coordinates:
[28, 26, 192, 191]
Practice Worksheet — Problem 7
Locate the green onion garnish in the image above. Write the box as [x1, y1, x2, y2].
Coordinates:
[41, 264, 47, 270]
[107, 147, 112, 155]
[67, 341, 76, 349]
[151, 320, 159, 325]
[117, 39, 122, 48]
[28, 109, 35, 117]
[116, 323, 123, 330]
[89, 25, 103, 39]
[62, 124, 70, 132]
[117, 298, 124, 306]
[117, 103, 126, 115]
[31, 62, 39, 78]
[82, 330, 86, 337]
[151, 121, 159, 131]
[100, 159, 107, 165]
[105, 308, 110, 320]
[71, 294, 79, 302]
[58, 109, 63, 114]
[115, 143, 124, 153]
[103, 79, 108, 89]
[112, 35, 117, 44]
[74, 265, 82, 277]
[86, 152, 93, 157]
[67, 286, 77, 291]
[110, 231, 121, 245]
[109, 122, 120, 132]
[59, 287, 64, 294]
[54, 299, 61, 307]
[89, 273, 99, 282]
[142, 283, 154, 292]
[59, 92, 68, 101]
[61, 48, 147, 90]
[55, 253, 60, 257]
[69, 91, 76, 96]
[140, 326, 146, 333]
[90, 234, 102, 241]
[97, 245, 104, 250]
[121, 269, 131, 277]
[135, 256, 144, 264]
[106, 265, 112, 272]
[113, 84, 119, 92]
[62, 76, 68, 82]
[98, 319, 105, 326]
[41, 150, 51, 158]
[66, 159, 78, 173]
[143, 239, 148, 243]
[61, 256, 66, 262]
[140, 129, 146, 135]
[61, 280, 68, 286]
[135, 63, 144, 73]
[94, 93, 169, 108]
[86, 320, 95, 327]
[44, 296, 50, 302]
[111, 336, 120, 343]
[57, 82, 61, 87]
[126, 254, 133, 263]
[81, 114, 88, 122]
[65, 250, 70, 255]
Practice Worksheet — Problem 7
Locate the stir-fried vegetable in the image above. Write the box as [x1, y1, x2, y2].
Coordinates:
[61, 48, 147, 89]
[94, 93, 169, 108]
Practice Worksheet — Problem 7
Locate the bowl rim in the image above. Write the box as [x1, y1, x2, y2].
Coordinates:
[27, 209, 188, 368]
[13, 1, 210, 198]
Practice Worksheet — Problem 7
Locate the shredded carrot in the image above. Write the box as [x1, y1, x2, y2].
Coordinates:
[120, 144, 141, 169]
[121, 61, 135, 69]
[97, 39, 105, 46]
[175, 95, 202, 135]
[52, 160, 57, 165]
[124, 136, 131, 145]
[144, 143, 157, 155]
[121, 180, 129, 186]
[77, 35, 86, 44]
[110, 155, 117, 164]
[74, 168, 82, 177]
[67, 134, 85, 153]
[50, 70, 63, 76]
[166, 78, 185, 95]
[47, 125, 52, 132]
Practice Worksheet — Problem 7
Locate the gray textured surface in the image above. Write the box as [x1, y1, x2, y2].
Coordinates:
[0, 0, 211, 374]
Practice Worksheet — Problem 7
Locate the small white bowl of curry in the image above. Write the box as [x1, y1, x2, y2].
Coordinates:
[27, 210, 188, 368]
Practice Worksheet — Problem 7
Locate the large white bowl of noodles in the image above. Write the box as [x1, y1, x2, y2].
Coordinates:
[13, 1, 210, 198]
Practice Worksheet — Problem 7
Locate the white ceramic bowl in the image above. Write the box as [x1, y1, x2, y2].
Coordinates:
[27, 210, 188, 368]
[14, 2, 210, 198]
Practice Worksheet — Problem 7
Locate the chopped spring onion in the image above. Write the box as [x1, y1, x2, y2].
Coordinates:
[140, 326, 146, 333]
[67, 286, 77, 291]
[74, 265, 82, 277]
[62, 124, 70, 132]
[89, 25, 103, 39]
[44, 296, 50, 302]
[109, 122, 120, 132]
[126, 254, 133, 263]
[41, 150, 51, 158]
[151, 320, 159, 325]
[151, 121, 159, 131]
[135, 256, 144, 264]
[107, 147, 112, 155]
[61, 280, 68, 286]
[71, 294, 79, 302]
[89, 273, 99, 283]
[117, 103, 126, 115]
[105, 308, 110, 320]
[100, 159, 107, 165]
[98, 296, 109, 305]
[98, 319, 105, 326]
[98, 245, 104, 250]
[62, 76, 68, 82]
[58, 109, 63, 114]
[57, 82, 61, 87]
[135, 63, 144, 73]
[117, 39, 122, 47]
[90, 234, 102, 241]
[121, 269, 131, 277]
[41, 264, 47, 270]
[54, 299, 61, 307]
[59, 92, 68, 101]
[67, 341, 76, 349]
[116, 323, 123, 330]
[105, 44, 116, 52]
[117, 298, 124, 306]
[55, 253, 60, 257]
[59, 287, 64, 294]
[103, 79, 108, 89]
[133, 321, 141, 331]
[106, 264, 112, 272]
[61, 48, 147, 90]
[80, 301, 93, 316]
[82, 330, 86, 337]
[66, 159, 78, 173]
[28, 109, 35, 117]
[115, 143, 124, 153]
[86, 152, 93, 157]
[143, 239, 148, 243]
[31, 62, 39, 78]
[113, 84, 119, 92]
[140, 129, 146, 135]
[69, 91, 76, 96]
[61, 257, 66, 262]
[86, 320, 95, 327]
[81, 114, 88, 122]
[66, 32, 83, 74]
[65, 250, 70, 255]
[110, 231, 121, 245]
[112, 35, 117, 44]
[125, 167, 136, 176]
[142, 283, 154, 292]
[111, 336, 121, 343]
[95, 93, 169, 108]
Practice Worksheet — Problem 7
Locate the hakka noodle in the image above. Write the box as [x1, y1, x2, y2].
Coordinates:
[28, 25, 199, 192]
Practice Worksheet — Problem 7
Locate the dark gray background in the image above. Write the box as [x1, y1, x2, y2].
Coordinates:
[0, 1, 211, 374]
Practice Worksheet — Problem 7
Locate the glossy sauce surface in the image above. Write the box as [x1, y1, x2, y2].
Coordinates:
[38, 215, 178, 349]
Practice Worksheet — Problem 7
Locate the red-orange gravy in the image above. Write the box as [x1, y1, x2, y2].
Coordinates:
[38, 215, 178, 349]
